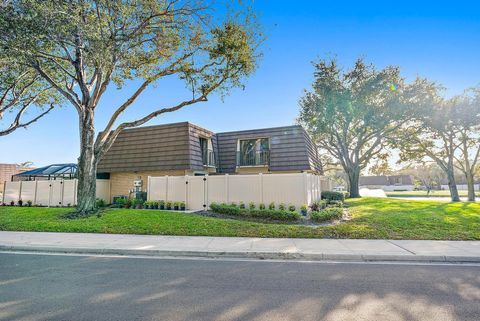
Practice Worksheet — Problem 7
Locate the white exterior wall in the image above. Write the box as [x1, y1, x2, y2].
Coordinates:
[441, 184, 480, 191]
[148, 173, 331, 210]
[2, 179, 110, 206]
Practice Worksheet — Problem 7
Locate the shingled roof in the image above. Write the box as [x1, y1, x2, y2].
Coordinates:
[97, 122, 321, 174]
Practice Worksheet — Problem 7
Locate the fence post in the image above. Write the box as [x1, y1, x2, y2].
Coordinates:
[165, 176, 169, 202]
[225, 174, 229, 204]
[33, 180, 38, 205]
[185, 175, 189, 210]
[18, 181, 23, 203]
[1, 181, 5, 204]
[303, 172, 309, 206]
[259, 173, 263, 204]
[60, 180, 65, 206]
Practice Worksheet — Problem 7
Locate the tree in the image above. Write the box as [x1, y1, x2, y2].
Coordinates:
[298, 58, 419, 198]
[396, 94, 462, 201]
[451, 91, 480, 201]
[0, 62, 56, 136]
[1, 0, 261, 214]
[400, 163, 445, 194]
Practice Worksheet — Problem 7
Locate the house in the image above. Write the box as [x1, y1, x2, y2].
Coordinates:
[97, 122, 321, 200]
[359, 175, 414, 191]
[0, 163, 34, 194]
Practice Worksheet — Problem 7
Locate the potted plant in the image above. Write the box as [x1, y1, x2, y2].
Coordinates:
[278, 203, 286, 211]
[249, 202, 255, 210]
[173, 201, 179, 211]
[166, 201, 172, 210]
[27, 200, 32, 207]
[159, 200, 165, 210]
[145, 201, 152, 209]
[180, 201, 186, 211]
[268, 202, 275, 210]
[10, 200, 14, 206]
[239, 201, 245, 209]
[18, 199, 23, 207]
[259, 203, 265, 210]
[288, 204, 296, 212]
[153, 201, 159, 209]
[300, 204, 308, 216]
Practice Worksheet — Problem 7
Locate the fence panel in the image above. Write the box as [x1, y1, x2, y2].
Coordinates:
[50, 181, 64, 206]
[206, 175, 227, 205]
[3, 181, 21, 204]
[167, 176, 186, 202]
[20, 181, 36, 204]
[227, 174, 262, 204]
[35, 181, 51, 206]
[262, 173, 307, 207]
[63, 180, 77, 206]
[187, 176, 206, 210]
[148, 176, 167, 201]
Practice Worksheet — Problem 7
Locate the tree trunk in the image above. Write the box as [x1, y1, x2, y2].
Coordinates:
[76, 109, 97, 214]
[347, 166, 361, 198]
[446, 165, 460, 202]
[465, 171, 476, 202]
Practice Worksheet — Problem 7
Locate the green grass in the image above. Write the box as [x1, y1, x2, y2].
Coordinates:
[0, 197, 479, 240]
[385, 190, 479, 198]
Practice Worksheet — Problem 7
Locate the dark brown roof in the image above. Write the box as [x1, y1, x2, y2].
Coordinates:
[97, 122, 321, 173]
[215, 125, 320, 173]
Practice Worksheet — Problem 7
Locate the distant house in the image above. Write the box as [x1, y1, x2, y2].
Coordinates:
[359, 175, 414, 191]
[0, 163, 34, 194]
[97, 122, 322, 199]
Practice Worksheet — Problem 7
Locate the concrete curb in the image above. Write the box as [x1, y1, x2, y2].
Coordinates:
[1, 245, 479, 263]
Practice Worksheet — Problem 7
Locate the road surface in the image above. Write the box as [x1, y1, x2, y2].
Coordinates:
[0, 252, 479, 321]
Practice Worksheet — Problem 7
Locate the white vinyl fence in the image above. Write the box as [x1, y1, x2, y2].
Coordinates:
[2, 179, 110, 206]
[148, 173, 332, 210]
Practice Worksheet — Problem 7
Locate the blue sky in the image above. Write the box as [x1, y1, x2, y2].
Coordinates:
[1, 0, 480, 166]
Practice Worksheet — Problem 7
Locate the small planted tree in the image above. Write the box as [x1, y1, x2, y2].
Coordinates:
[1, 0, 261, 215]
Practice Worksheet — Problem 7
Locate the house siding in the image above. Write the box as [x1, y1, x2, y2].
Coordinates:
[215, 125, 318, 174]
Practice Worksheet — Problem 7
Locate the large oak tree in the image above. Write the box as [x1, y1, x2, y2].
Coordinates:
[298, 58, 421, 198]
[1, 0, 261, 214]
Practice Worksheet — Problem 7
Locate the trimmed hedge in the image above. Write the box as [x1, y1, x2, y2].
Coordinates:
[321, 191, 345, 202]
[210, 203, 301, 221]
[310, 207, 343, 222]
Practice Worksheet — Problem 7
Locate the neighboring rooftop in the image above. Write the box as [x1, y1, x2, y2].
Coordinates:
[14, 163, 77, 180]
[360, 175, 414, 186]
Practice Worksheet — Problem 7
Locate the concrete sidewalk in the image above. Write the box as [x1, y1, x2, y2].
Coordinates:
[0, 231, 479, 263]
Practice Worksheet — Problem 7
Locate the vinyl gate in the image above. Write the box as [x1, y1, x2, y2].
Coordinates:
[147, 173, 331, 211]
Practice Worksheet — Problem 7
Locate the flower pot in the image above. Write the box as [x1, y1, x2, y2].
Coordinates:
[174, 205, 179, 211]
[180, 206, 186, 211]
[301, 209, 307, 216]
[153, 205, 158, 209]
[160, 205, 165, 210]
[167, 206, 172, 210]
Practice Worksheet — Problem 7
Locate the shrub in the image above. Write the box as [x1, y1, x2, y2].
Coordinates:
[310, 200, 327, 212]
[96, 198, 106, 208]
[268, 202, 275, 210]
[259, 203, 266, 210]
[278, 203, 286, 211]
[210, 203, 300, 221]
[26, 200, 32, 207]
[230, 202, 237, 208]
[179, 201, 186, 209]
[321, 191, 345, 202]
[239, 201, 245, 209]
[311, 207, 343, 222]
[166, 201, 172, 209]
[249, 202, 256, 210]
[288, 204, 296, 212]
[328, 200, 343, 208]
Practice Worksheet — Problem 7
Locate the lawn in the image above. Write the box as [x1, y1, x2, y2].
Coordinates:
[0, 198, 479, 240]
[385, 190, 479, 198]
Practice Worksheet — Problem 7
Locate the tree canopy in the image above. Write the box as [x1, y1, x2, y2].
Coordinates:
[0, 0, 262, 213]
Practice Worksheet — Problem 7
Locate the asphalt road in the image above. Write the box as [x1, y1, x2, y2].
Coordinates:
[0, 253, 479, 321]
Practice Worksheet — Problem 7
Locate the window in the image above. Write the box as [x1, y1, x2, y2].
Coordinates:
[237, 138, 270, 166]
[200, 137, 215, 167]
